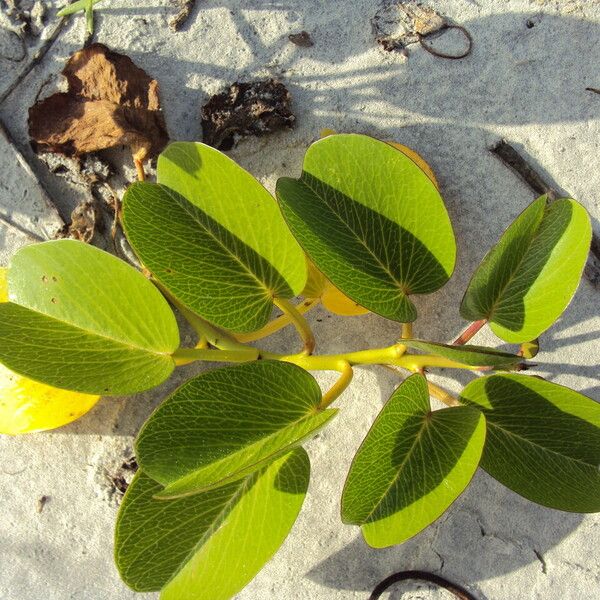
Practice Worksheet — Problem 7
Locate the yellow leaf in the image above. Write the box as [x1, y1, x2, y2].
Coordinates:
[0, 267, 100, 434]
[301, 260, 327, 298]
[321, 284, 370, 316]
[301, 260, 369, 316]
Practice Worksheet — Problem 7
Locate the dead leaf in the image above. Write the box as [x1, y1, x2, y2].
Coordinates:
[201, 79, 295, 150]
[28, 43, 168, 177]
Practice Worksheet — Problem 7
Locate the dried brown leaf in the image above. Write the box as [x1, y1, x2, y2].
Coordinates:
[28, 43, 168, 167]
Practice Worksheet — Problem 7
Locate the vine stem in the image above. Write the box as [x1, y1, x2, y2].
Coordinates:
[172, 347, 258, 366]
[152, 280, 249, 352]
[453, 319, 486, 345]
[274, 297, 316, 354]
[235, 298, 319, 343]
[319, 361, 353, 409]
[427, 381, 460, 407]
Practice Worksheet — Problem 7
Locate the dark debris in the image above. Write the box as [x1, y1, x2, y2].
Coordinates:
[201, 79, 295, 150]
[288, 31, 314, 47]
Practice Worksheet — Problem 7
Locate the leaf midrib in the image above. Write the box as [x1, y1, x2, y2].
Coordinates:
[360, 412, 428, 524]
[156, 408, 328, 497]
[298, 177, 409, 295]
[4, 302, 171, 358]
[162, 186, 274, 298]
[486, 202, 549, 319]
[161, 470, 257, 591]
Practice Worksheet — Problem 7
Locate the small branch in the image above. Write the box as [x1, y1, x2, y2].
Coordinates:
[453, 319, 486, 345]
[274, 297, 316, 355]
[236, 298, 319, 343]
[319, 361, 354, 409]
[489, 139, 557, 199]
[417, 24, 473, 60]
[134, 159, 146, 182]
[586, 87, 600, 95]
[172, 347, 258, 366]
[427, 381, 460, 407]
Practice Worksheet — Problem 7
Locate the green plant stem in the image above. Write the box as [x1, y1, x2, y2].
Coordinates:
[170, 340, 483, 374]
[273, 297, 316, 354]
[319, 361, 353, 409]
[235, 298, 320, 343]
[172, 347, 259, 366]
[401, 323, 413, 339]
[453, 319, 487, 345]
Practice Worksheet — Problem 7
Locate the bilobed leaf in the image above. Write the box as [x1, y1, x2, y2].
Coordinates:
[136, 361, 335, 498]
[403, 339, 521, 369]
[276, 133, 455, 323]
[460, 195, 591, 343]
[122, 142, 307, 333]
[460, 374, 600, 512]
[0, 240, 179, 394]
[115, 448, 309, 599]
[341, 374, 486, 547]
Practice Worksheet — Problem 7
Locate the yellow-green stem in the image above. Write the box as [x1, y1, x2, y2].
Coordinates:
[236, 298, 320, 343]
[319, 361, 353, 409]
[427, 381, 460, 407]
[173, 347, 259, 366]
[153, 280, 248, 352]
[274, 297, 316, 354]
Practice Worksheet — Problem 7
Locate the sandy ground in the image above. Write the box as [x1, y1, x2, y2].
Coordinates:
[0, 1, 599, 599]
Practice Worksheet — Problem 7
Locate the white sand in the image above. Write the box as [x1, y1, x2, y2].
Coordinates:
[0, 1, 599, 598]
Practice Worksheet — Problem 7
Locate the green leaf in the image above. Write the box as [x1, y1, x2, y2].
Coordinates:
[460, 374, 600, 512]
[341, 374, 486, 548]
[0, 240, 178, 394]
[460, 195, 591, 343]
[403, 339, 522, 369]
[122, 142, 307, 333]
[115, 448, 309, 599]
[276, 133, 456, 322]
[136, 361, 335, 498]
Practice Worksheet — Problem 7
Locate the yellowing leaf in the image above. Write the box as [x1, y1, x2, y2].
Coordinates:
[0, 268, 99, 434]
[302, 261, 369, 316]
[321, 285, 370, 316]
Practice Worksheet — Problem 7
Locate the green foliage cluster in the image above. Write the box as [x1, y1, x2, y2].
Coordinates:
[1, 134, 598, 599]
